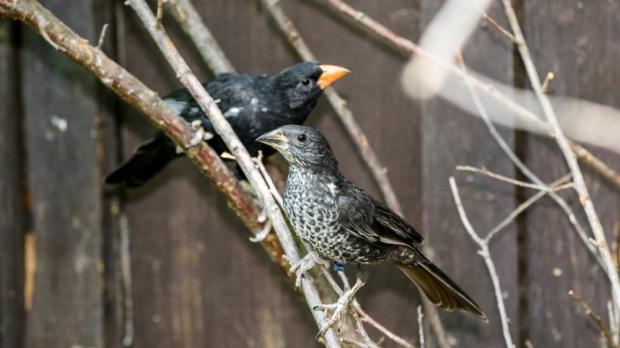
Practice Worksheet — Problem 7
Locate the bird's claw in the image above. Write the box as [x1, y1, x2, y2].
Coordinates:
[313, 275, 366, 340]
[186, 120, 205, 148]
[290, 252, 326, 289]
[249, 218, 271, 243]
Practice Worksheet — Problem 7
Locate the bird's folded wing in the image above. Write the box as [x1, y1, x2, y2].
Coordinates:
[337, 183, 424, 247]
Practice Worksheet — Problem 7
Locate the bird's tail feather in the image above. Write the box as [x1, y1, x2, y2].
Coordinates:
[105, 135, 178, 187]
[399, 260, 487, 321]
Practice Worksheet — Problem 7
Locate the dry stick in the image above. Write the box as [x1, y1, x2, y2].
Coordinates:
[164, 3, 378, 343]
[258, 1, 453, 346]
[165, 0, 235, 74]
[569, 290, 619, 348]
[455, 56, 604, 270]
[480, 11, 517, 43]
[417, 306, 425, 348]
[259, 0, 402, 215]
[123, 1, 341, 346]
[501, 1, 620, 340]
[449, 177, 515, 348]
[315, 0, 620, 190]
[456, 165, 573, 192]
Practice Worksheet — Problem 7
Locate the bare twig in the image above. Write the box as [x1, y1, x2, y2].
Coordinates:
[449, 177, 514, 348]
[96, 23, 109, 50]
[258, 0, 402, 215]
[456, 165, 572, 192]
[541, 72, 554, 94]
[155, 0, 164, 27]
[417, 306, 425, 348]
[165, 0, 235, 74]
[455, 54, 604, 270]
[315, 0, 620, 190]
[124, 0, 341, 345]
[501, 0, 620, 338]
[569, 290, 618, 348]
[485, 175, 571, 243]
[480, 11, 517, 43]
[321, 269, 413, 348]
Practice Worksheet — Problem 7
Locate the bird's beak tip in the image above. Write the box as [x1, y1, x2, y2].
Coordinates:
[256, 130, 288, 150]
[318, 64, 350, 89]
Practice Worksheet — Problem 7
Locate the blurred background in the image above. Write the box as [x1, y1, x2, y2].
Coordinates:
[1, 0, 619, 347]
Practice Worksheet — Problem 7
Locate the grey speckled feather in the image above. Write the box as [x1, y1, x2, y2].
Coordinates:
[257, 125, 487, 320]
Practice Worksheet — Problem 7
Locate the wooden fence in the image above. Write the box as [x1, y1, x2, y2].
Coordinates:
[1, 0, 619, 347]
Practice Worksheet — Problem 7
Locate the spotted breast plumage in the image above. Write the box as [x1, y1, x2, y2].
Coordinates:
[257, 125, 487, 325]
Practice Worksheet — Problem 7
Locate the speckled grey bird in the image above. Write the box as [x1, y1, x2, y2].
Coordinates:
[257, 125, 487, 321]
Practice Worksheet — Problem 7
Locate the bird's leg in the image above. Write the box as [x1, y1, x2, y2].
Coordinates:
[314, 266, 368, 339]
[290, 251, 328, 289]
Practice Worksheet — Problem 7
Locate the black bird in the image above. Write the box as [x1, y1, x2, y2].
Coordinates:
[105, 62, 350, 187]
[257, 125, 486, 333]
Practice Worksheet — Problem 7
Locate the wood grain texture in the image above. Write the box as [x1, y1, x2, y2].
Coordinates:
[0, 21, 24, 348]
[419, 1, 518, 346]
[521, 1, 620, 346]
[19, 0, 103, 346]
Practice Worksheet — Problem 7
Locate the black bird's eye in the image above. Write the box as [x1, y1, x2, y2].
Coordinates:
[301, 78, 311, 86]
[297, 133, 307, 143]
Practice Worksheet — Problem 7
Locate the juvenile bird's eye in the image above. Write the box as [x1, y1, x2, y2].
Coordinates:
[301, 78, 311, 86]
[297, 133, 307, 143]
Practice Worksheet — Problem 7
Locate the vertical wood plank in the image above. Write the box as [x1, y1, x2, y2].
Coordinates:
[19, 0, 104, 346]
[521, 1, 620, 346]
[420, 1, 518, 346]
[0, 21, 24, 348]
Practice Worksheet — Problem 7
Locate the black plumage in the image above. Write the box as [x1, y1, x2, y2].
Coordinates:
[105, 62, 349, 187]
[257, 125, 487, 320]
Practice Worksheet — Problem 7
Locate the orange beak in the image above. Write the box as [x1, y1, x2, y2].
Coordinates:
[317, 65, 351, 89]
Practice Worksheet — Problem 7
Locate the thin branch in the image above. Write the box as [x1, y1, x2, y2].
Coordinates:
[501, 0, 620, 339]
[321, 269, 413, 348]
[456, 165, 572, 192]
[449, 177, 514, 348]
[124, 0, 341, 345]
[96, 23, 109, 50]
[315, 0, 620, 191]
[569, 290, 618, 348]
[480, 11, 517, 43]
[258, 0, 402, 215]
[165, 0, 235, 74]
[455, 54, 604, 271]
[485, 174, 571, 243]
[155, 0, 164, 27]
[417, 305, 424, 348]
[541, 72, 554, 94]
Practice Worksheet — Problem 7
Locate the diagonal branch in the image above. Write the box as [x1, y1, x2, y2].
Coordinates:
[123, 0, 341, 345]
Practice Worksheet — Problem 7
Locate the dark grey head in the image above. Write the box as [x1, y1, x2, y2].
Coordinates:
[256, 125, 338, 170]
[273, 62, 350, 110]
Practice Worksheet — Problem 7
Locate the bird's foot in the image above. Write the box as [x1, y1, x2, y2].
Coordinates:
[185, 120, 213, 148]
[313, 275, 366, 339]
[249, 214, 271, 242]
[290, 252, 328, 289]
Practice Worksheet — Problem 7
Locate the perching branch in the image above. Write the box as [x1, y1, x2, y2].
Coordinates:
[500, 1, 620, 341]
[315, 0, 620, 191]
[123, 0, 341, 345]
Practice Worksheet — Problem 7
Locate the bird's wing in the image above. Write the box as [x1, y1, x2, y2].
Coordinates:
[337, 182, 424, 247]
